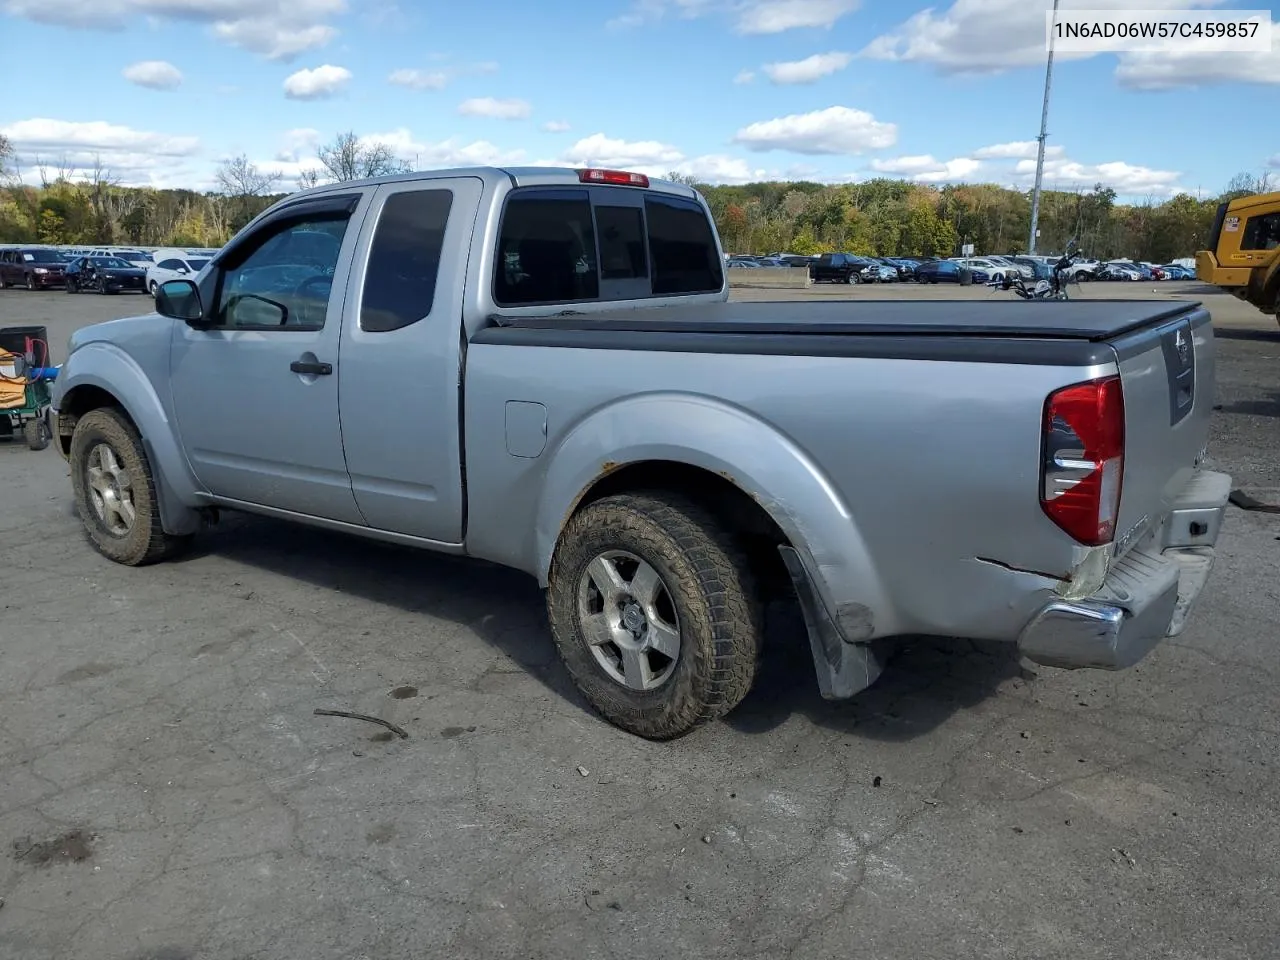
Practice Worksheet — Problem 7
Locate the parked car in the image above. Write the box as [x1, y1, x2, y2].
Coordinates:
[146, 254, 212, 296]
[956, 257, 1010, 282]
[864, 262, 899, 283]
[0, 246, 68, 289]
[1097, 262, 1143, 281]
[914, 259, 974, 284]
[86, 247, 154, 269]
[811, 252, 872, 283]
[64, 255, 148, 294]
[51, 164, 1231, 741]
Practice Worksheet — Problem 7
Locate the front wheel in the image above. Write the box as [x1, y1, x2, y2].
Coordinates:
[546, 491, 763, 740]
[69, 407, 192, 565]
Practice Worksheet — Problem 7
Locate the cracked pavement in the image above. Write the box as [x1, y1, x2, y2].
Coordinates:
[1, 285, 1278, 960]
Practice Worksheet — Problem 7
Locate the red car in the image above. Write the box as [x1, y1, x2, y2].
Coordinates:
[0, 247, 68, 289]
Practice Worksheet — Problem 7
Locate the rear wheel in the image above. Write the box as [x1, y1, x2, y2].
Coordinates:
[546, 491, 763, 740]
[69, 407, 192, 565]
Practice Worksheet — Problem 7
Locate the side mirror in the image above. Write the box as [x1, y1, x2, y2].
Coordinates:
[156, 279, 206, 325]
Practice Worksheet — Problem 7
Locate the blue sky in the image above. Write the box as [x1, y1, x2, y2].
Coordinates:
[1, 0, 1276, 199]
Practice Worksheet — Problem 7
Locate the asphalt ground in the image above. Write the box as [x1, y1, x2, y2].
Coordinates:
[0, 278, 1277, 960]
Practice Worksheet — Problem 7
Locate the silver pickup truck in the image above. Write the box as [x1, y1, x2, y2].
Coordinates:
[51, 165, 1232, 740]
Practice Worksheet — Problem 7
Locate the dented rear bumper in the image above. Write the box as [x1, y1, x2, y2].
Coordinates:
[1018, 469, 1231, 671]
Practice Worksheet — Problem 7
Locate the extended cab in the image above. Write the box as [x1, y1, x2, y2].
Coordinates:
[51, 166, 1232, 740]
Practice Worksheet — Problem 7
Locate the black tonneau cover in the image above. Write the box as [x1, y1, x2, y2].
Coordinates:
[490, 299, 1199, 342]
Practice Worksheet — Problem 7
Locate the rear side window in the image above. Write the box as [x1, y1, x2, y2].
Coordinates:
[494, 186, 723, 306]
[158, 259, 183, 270]
[645, 195, 723, 295]
[360, 189, 454, 332]
[495, 189, 599, 306]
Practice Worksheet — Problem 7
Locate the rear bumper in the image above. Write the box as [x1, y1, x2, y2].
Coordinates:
[1018, 469, 1231, 671]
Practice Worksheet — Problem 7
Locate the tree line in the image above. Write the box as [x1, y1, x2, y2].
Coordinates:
[0, 130, 1270, 263]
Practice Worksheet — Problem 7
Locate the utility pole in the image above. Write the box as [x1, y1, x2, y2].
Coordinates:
[1028, 0, 1061, 255]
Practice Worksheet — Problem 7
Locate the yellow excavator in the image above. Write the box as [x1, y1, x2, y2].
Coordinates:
[1196, 191, 1280, 324]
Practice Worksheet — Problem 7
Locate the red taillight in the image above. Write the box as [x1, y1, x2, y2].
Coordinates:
[1040, 375, 1125, 546]
[577, 168, 650, 187]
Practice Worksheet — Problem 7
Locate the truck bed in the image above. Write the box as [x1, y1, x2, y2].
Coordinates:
[486, 299, 1199, 339]
[477, 299, 1205, 366]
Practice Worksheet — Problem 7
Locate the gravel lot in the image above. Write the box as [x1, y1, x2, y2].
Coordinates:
[1, 281, 1278, 960]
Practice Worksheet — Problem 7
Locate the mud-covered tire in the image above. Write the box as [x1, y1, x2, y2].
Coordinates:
[69, 407, 192, 566]
[546, 491, 763, 740]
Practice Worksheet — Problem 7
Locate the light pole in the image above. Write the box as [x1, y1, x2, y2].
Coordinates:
[1028, 0, 1061, 255]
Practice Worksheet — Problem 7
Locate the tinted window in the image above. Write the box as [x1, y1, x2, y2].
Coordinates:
[596, 205, 647, 280]
[495, 188, 598, 306]
[644, 195, 722, 295]
[158, 259, 184, 270]
[187, 259, 209, 270]
[360, 189, 453, 332]
[1242, 212, 1280, 251]
[215, 215, 350, 329]
[938, 261, 957, 274]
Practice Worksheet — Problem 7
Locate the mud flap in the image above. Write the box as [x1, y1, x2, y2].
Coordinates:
[778, 545, 887, 700]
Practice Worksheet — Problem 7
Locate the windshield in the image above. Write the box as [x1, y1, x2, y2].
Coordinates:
[21, 249, 65, 262]
[91, 256, 135, 269]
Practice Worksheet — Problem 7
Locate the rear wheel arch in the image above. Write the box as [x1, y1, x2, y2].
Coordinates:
[564, 459, 798, 602]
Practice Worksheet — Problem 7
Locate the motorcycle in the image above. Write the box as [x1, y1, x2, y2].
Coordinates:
[989, 240, 1083, 301]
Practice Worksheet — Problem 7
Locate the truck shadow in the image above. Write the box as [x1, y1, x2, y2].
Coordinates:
[725, 601, 1032, 740]
[1218, 391, 1280, 418]
[191, 514, 1025, 741]
[1213, 327, 1280, 344]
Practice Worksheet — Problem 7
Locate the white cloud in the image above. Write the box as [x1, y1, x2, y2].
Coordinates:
[973, 140, 1064, 160]
[538, 135, 776, 185]
[860, 0, 1221, 75]
[762, 51, 851, 84]
[275, 127, 321, 162]
[558, 133, 685, 169]
[732, 106, 897, 155]
[1114, 34, 1280, 89]
[387, 61, 497, 90]
[1011, 156, 1182, 196]
[387, 68, 449, 90]
[735, 0, 859, 34]
[1269, 155, 1280, 170]
[0, 117, 202, 187]
[542, 120, 571, 133]
[457, 97, 531, 120]
[607, 0, 857, 34]
[283, 65, 351, 100]
[122, 59, 182, 90]
[733, 69, 756, 84]
[356, 128, 528, 168]
[4, 0, 345, 60]
[869, 154, 984, 183]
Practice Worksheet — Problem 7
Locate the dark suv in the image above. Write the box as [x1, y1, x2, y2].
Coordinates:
[810, 253, 873, 284]
[0, 247, 68, 289]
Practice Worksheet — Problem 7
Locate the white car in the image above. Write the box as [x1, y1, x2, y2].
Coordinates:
[145, 252, 212, 296]
[955, 257, 1012, 282]
[86, 247, 154, 269]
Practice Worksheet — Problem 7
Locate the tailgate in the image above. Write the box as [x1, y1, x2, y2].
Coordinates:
[1109, 303, 1215, 556]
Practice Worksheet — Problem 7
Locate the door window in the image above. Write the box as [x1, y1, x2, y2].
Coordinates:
[1241, 212, 1280, 251]
[360, 189, 454, 332]
[213, 216, 351, 330]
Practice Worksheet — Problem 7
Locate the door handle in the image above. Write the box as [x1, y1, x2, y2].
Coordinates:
[290, 360, 332, 375]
